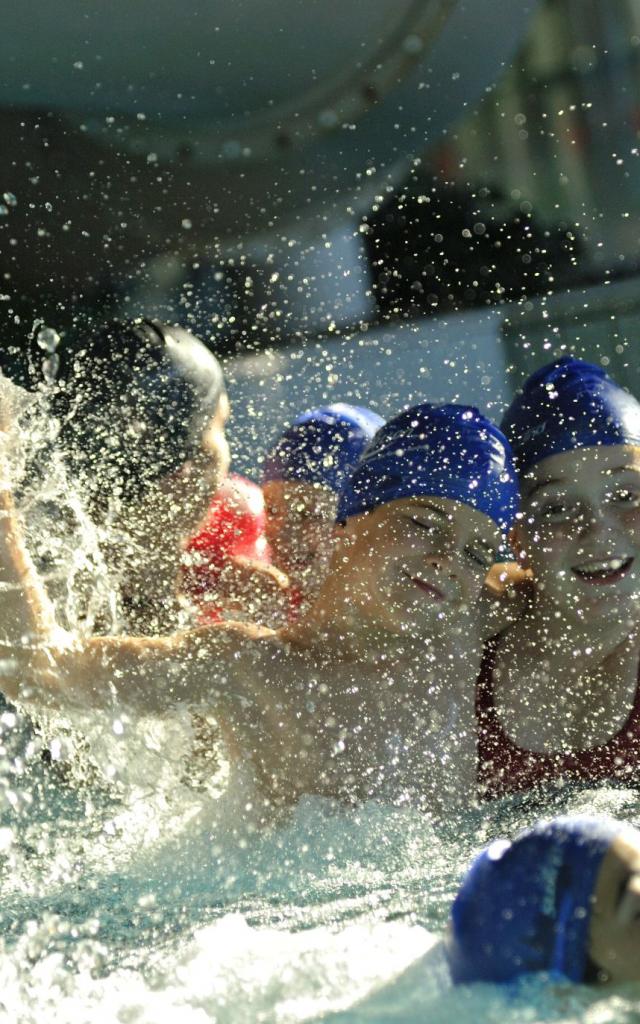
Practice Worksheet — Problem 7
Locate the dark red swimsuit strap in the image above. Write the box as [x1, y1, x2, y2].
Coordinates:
[475, 635, 501, 716]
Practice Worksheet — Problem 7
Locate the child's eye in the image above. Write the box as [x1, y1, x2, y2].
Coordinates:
[409, 517, 438, 533]
[464, 546, 493, 569]
[609, 488, 640, 508]
[537, 502, 574, 522]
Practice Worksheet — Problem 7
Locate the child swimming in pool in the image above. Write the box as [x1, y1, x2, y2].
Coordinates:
[48, 318, 231, 635]
[476, 357, 640, 798]
[262, 404, 383, 621]
[448, 813, 640, 985]
[0, 399, 518, 810]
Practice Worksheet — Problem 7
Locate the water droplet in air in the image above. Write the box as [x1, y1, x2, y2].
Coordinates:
[403, 34, 423, 55]
[36, 326, 60, 353]
[42, 354, 60, 384]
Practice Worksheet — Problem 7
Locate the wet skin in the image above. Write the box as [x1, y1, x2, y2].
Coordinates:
[326, 496, 499, 640]
[492, 445, 640, 753]
[262, 479, 338, 613]
[0, 493, 500, 810]
[515, 444, 640, 627]
[591, 828, 640, 983]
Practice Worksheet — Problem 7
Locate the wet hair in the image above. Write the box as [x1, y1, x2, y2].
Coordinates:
[51, 319, 226, 505]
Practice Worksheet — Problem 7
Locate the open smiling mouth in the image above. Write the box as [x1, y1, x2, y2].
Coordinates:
[571, 556, 634, 585]
[403, 571, 445, 601]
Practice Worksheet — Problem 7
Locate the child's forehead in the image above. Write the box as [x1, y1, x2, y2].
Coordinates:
[385, 496, 501, 542]
[524, 444, 640, 495]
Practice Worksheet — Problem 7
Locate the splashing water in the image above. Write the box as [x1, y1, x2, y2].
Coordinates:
[1, 377, 640, 1021]
[2, 763, 640, 1024]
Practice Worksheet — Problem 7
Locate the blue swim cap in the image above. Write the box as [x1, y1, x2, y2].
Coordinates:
[262, 404, 384, 494]
[447, 815, 625, 985]
[501, 356, 640, 475]
[336, 403, 519, 531]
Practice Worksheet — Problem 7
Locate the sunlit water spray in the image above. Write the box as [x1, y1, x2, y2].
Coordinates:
[1, 377, 640, 1022]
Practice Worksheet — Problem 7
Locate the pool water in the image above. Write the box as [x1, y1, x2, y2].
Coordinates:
[2, 377, 640, 1022]
[2, 709, 640, 1024]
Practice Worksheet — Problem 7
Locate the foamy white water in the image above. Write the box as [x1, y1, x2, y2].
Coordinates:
[2, 375, 640, 1022]
[2, 708, 640, 1024]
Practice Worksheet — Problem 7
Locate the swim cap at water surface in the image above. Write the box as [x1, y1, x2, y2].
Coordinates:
[447, 815, 624, 985]
[336, 403, 519, 531]
[52, 319, 226, 497]
[262, 404, 384, 493]
[501, 356, 640, 475]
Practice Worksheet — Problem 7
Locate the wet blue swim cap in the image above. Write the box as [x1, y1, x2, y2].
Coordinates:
[262, 404, 384, 494]
[447, 815, 625, 985]
[501, 356, 640, 475]
[336, 403, 519, 531]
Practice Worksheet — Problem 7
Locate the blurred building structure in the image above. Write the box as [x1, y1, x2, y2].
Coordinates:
[2, 0, 640, 474]
[227, 0, 640, 471]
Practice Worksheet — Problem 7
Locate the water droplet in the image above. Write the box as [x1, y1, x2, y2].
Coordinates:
[2, 192, 16, 207]
[318, 109, 338, 129]
[36, 326, 60, 353]
[403, 34, 423, 55]
[222, 139, 241, 159]
[41, 354, 60, 384]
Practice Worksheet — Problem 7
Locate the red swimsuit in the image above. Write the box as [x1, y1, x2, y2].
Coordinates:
[476, 636, 640, 799]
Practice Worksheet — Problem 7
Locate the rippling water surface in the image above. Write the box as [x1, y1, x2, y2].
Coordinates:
[2, 711, 640, 1024]
[3, 377, 640, 1022]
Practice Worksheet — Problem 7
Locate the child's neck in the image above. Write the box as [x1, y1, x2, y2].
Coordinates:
[514, 592, 640, 670]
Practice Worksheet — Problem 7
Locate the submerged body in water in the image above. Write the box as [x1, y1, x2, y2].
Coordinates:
[0, 399, 517, 813]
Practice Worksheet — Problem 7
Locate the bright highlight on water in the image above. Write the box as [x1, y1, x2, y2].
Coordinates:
[3, 2, 640, 1019]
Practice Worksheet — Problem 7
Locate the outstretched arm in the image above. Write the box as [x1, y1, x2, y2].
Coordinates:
[7, 626, 248, 717]
[0, 503, 258, 717]
[0, 477, 256, 715]
[0, 483, 60, 646]
[0, 376, 61, 650]
[0, 374, 261, 717]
